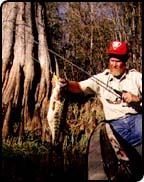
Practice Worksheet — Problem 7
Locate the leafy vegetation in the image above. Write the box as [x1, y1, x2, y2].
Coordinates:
[2, 94, 104, 181]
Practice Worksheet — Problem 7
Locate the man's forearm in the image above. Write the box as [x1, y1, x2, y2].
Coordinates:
[68, 81, 83, 93]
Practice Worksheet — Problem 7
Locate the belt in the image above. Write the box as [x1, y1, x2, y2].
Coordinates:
[109, 113, 140, 123]
[108, 114, 131, 123]
[116, 114, 131, 120]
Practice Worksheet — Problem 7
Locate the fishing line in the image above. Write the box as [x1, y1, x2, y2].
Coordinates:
[47, 48, 121, 99]
[3, 23, 121, 99]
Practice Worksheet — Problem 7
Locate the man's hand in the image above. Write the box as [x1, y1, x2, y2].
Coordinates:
[51, 76, 68, 87]
[122, 92, 141, 103]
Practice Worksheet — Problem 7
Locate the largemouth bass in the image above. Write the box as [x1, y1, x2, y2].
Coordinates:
[47, 77, 68, 146]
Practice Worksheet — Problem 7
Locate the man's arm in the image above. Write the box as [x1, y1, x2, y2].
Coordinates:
[52, 77, 83, 93]
[68, 81, 83, 93]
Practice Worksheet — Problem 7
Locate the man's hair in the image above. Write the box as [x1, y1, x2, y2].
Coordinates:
[109, 54, 128, 62]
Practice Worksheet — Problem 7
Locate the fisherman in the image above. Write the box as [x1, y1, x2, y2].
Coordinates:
[52, 40, 142, 148]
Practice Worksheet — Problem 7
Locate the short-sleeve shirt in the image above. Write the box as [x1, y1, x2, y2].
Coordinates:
[79, 69, 142, 120]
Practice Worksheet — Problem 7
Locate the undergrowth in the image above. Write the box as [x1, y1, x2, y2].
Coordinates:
[2, 96, 104, 182]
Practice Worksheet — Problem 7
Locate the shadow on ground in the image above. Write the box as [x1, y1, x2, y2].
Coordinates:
[1, 151, 88, 182]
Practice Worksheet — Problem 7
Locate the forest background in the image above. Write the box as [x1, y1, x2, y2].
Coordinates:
[2, 2, 142, 182]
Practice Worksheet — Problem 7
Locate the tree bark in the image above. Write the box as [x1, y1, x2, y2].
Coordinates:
[2, 2, 54, 140]
[2, 2, 17, 84]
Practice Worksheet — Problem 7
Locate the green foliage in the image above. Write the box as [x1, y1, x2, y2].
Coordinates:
[2, 94, 104, 181]
[2, 132, 51, 159]
[45, 2, 142, 79]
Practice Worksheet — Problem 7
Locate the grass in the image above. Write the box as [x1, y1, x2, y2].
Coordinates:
[2, 133, 88, 182]
[2, 96, 105, 182]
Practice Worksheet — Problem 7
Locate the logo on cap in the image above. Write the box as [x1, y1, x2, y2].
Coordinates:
[112, 41, 121, 50]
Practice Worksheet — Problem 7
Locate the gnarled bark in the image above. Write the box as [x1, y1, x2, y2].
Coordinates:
[2, 2, 55, 140]
[2, 2, 17, 83]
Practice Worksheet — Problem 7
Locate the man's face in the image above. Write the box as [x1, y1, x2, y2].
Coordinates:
[109, 57, 126, 77]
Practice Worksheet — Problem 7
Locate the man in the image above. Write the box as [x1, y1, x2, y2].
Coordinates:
[51, 40, 142, 180]
[53, 40, 142, 148]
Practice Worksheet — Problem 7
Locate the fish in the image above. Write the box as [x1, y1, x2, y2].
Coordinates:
[47, 76, 68, 146]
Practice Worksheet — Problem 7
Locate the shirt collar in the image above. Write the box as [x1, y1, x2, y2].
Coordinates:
[107, 69, 128, 82]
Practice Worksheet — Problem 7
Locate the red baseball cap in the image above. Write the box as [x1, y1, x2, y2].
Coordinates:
[107, 40, 128, 55]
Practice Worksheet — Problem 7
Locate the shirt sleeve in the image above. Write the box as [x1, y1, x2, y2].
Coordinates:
[79, 75, 101, 95]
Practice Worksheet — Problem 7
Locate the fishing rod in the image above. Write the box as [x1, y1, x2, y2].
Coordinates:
[3, 23, 121, 99]
[47, 48, 122, 99]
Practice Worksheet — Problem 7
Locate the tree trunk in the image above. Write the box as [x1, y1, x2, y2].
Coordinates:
[2, 2, 55, 141]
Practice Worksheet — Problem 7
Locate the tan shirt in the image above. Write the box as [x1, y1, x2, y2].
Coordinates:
[79, 69, 142, 120]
